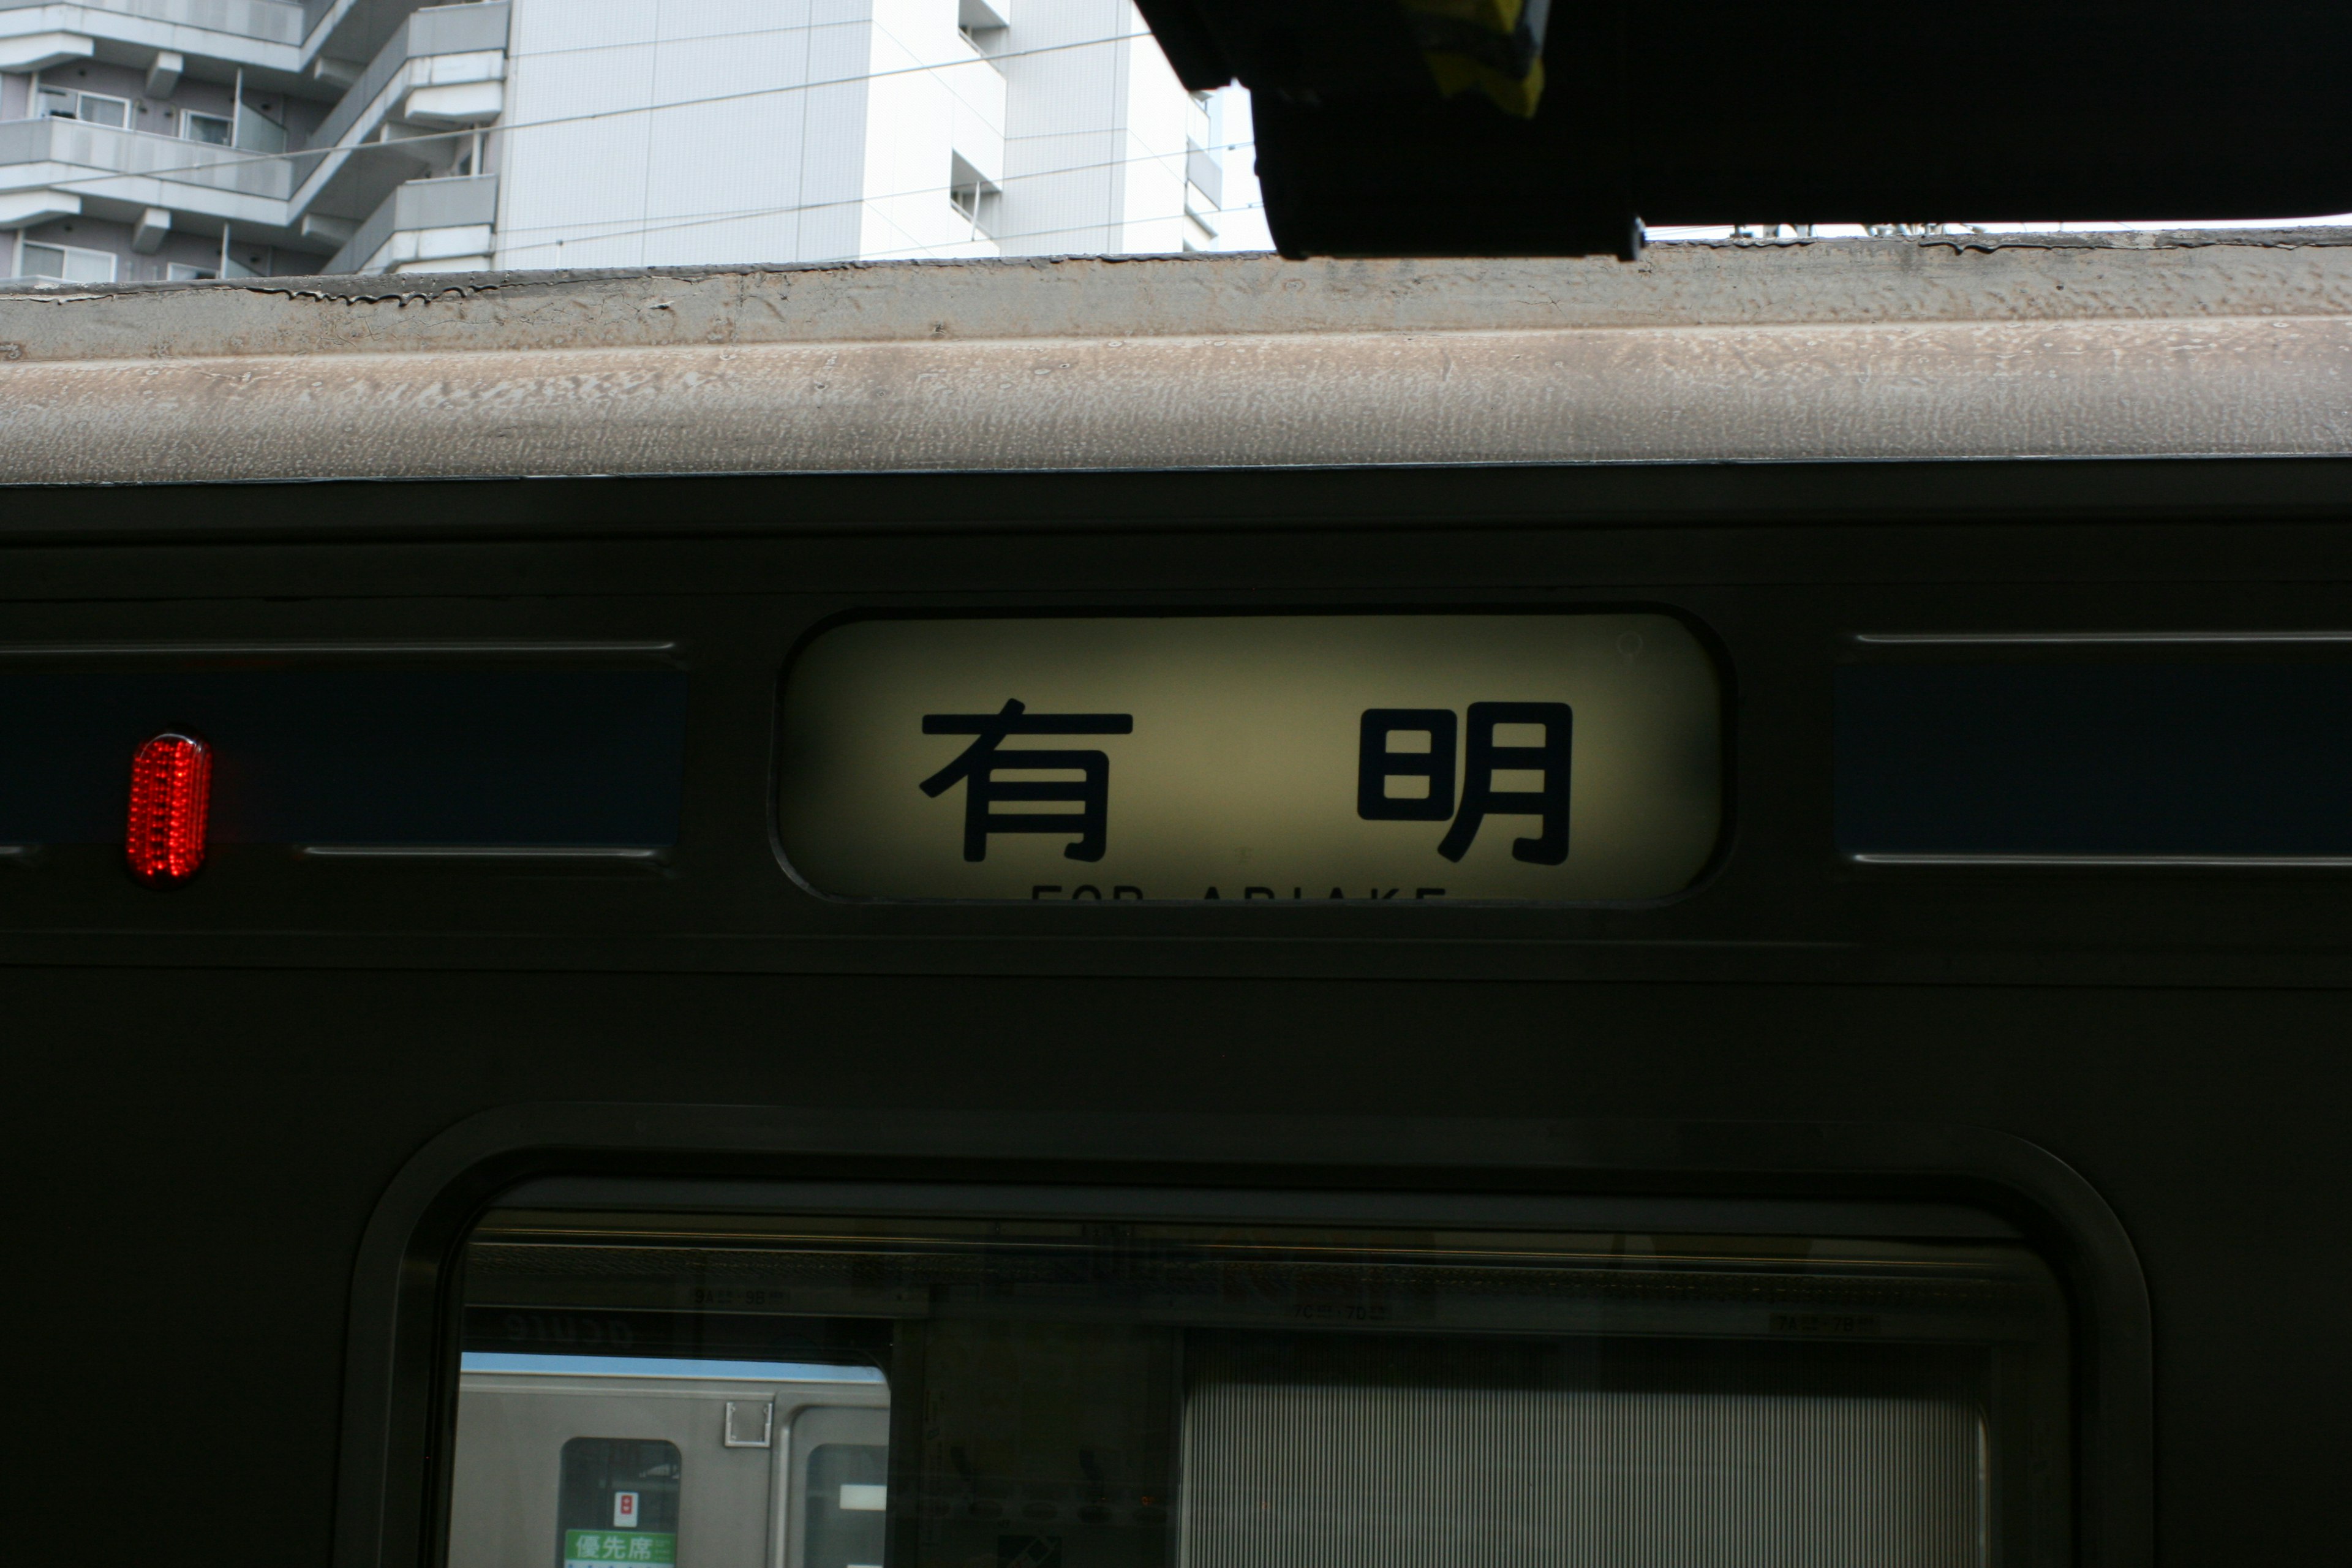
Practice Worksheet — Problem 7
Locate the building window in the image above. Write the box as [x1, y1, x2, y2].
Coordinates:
[949, 153, 999, 238]
[181, 112, 232, 146]
[167, 263, 219, 282]
[37, 88, 130, 127]
[17, 241, 118, 283]
[957, 0, 1009, 60]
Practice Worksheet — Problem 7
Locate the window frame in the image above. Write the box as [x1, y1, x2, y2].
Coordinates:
[947, 154, 1001, 239]
[180, 110, 233, 145]
[333, 1107, 2153, 1568]
[956, 0, 1010, 63]
[37, 86, 132, 127]
[14, 238, 118, 284]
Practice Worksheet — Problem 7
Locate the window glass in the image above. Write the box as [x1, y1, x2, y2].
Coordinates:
[181, 112, 231, 146]
[450, 1329, 889, 1568]
[806, 1443, 890, 1568]
[1180, 1333, 1983, 1567]
[37, 89, 127, 126]
[451, 1200, 2070, 1567]
[559, 1438, 681, 1564]
[17, 243, 115, 284]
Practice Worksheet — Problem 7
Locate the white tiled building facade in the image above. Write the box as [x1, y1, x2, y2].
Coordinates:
[0, 0, 1230, 284]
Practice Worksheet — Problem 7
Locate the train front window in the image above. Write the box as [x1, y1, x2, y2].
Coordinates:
[448, 1196, 2070, 1567]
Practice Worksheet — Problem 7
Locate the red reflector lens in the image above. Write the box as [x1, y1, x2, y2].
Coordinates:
[126, 732, 212, 886]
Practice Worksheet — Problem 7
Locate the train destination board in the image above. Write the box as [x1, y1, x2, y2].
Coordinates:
[777, 614, 1722, 901]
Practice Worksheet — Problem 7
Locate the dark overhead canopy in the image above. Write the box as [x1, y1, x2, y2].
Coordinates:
[1134, 0, 2352, 258]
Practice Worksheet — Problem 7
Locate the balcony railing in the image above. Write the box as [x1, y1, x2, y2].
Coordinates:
[1186, 141, 1222, 209]
[0, 115, 293, 199]
[325, 170, 495, 273]
[307, 1, 508, 154]
[0, 0, 307, 46]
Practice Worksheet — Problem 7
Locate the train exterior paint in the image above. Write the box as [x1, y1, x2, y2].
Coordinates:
[7, 238, 2352, 1568]
[449, 1362, 887, 1568]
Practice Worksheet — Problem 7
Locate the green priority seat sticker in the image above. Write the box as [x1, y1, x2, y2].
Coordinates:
[565, 1528, 676, 1564]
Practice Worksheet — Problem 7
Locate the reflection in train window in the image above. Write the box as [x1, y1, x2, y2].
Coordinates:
[1180, 1333, 1983, 1567]
[448, 1202, 2070, 1567]
[448, 1349, 889, 1568]
[804, 1444, 889, 1568]
[560, 1439, 681, 1562]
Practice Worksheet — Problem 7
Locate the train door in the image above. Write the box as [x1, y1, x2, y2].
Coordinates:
[448, 1369, 889, 1568]
[788, 1406, 891, 1568]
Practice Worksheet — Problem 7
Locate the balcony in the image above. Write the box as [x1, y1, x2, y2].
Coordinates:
[292, 1, 504, 224]
[1186, 140, 1221, 209]
[323, 169, 492, 273]
[0, 113, 291, 228]
[305, 2, 505, 153]
[0, 0, 307, 67]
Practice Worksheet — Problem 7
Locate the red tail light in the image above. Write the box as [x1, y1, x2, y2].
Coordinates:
[126, 733, 212, 886]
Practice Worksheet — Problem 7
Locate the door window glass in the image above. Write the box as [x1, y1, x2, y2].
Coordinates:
[806, 1443, 890, 1568]
[559, 1438, 680, 1565]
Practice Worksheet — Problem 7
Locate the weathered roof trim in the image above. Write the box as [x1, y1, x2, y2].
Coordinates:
[2, 242, 2348, 484]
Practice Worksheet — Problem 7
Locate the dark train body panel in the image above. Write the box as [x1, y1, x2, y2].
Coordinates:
[8, 246, 2351, 1568]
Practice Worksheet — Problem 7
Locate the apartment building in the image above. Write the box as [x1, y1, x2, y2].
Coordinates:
[0, 0, 1227, 284]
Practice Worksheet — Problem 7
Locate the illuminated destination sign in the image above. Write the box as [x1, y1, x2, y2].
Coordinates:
[777, 614, 1722, 901]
